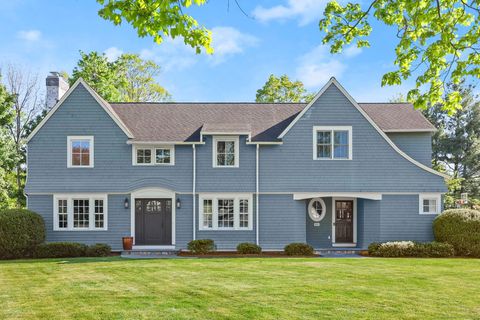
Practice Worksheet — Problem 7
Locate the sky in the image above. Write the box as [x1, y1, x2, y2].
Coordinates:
[0, 0, 415, 102]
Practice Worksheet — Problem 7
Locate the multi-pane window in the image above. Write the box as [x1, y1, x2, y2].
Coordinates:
[94, 200, 104, 228]
[136, 149, 152, 164]
[57, 199, 68, 229]
[203, 199, 213, 228]
[314, 127, 352, 160]
[218, 199, 234, 228]
[199, 195, 252, 230]
[73, 199, 89, 228]
[134, 146, 174, 165]
[213, 136, 239, 167]
[68, 136, 94, 167]
[155, 148, 171, 164]
[54, 195, 107, 231]
[239, 199, 249, 228]
[419, 194, 441, 215]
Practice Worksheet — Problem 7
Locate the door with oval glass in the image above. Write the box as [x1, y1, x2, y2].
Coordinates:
[334, 200, 353, 243]
[135, 198, 172, 245]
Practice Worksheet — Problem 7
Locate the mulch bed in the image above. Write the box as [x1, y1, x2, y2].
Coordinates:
[177, 251, 320, 258]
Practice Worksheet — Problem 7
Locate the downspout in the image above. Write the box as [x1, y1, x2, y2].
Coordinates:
[256, 144, 259, 245]
[193, 144, 196, 241]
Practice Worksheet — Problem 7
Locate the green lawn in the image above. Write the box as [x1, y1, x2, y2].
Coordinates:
[1, 257, 479, 319]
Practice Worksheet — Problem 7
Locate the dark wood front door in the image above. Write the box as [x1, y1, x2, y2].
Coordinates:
[335, 200, 354, 243]
[135, 199, 172, 245]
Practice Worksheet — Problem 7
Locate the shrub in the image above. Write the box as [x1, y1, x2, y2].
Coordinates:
[34, 242, 88, 258]
[187, 239, 215, 254]
[237, 242, 262, 254]
[0, 209, 45, 259]
[368, 241, 454, 257]
[433, 209, 480, 257]
[284, 243, 314, 256]
[86, 243, 111, 257]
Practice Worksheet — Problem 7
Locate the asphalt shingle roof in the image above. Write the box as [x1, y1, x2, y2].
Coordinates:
[110, 102, 435, 142]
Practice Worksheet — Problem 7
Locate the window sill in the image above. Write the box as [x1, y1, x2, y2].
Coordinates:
[198, 228, 253, 231]
[53, 228, 108, 232]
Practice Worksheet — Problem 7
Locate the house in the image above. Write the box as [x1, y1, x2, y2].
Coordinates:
[25, 73, 448, 251]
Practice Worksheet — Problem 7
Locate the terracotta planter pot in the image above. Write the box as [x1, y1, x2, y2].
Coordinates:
[122, 236, 133, 250]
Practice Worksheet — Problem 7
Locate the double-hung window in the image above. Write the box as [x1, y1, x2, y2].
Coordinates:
[54, 194, 108, 231]
[313, 126, 352, 160]
[67, 136, 94, 168]
[419, 194, 441, 215]
[133, 145, 175, 165]
[212, 136, 239, 168]
[199, 194, 253, 230]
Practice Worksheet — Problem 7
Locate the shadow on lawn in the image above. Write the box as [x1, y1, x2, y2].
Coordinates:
[0, 256, 128, 265]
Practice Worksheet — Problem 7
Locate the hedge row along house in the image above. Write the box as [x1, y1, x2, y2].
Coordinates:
[25, 73, 448, 251]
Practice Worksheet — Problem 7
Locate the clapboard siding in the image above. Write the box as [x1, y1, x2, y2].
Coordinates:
[387, 132, 433, 167]
[28, 194, 130, 251]
[26, 84, 193, 194]
[259, 194, 306, 250]
[357, 198, 381, 248]
[306, 197, 333, 248]
[259, 84, 446, 193]
[379, 195, 435, 242]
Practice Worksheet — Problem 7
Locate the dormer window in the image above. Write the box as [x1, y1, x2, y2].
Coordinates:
[67, 136, 94, 168]
[313, 126, 352, 160]
[213, 136, 239, 168]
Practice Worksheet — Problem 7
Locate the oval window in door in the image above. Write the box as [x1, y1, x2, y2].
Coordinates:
[308, 198, 326, 222]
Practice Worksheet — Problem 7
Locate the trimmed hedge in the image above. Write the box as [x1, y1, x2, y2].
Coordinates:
[284, 243, 314, 256]
[368, 241, 454, 257]
[0, 209, 45, 259]
[433, 209, 480, 257]
[86, 243, 112, 257]
[187, 239, 215, 254]
[237, 242, 262, 254]
[34, 242, 88, 258]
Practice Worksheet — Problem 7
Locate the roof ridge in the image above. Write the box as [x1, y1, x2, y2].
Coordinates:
[109, 102, 307, 105]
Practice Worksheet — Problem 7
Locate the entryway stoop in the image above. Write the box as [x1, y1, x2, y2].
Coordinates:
[315, 248, 366, 257]
[121, 249, 180, 259]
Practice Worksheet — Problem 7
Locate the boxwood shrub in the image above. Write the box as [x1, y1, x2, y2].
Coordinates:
[368, 241, 454, 257]
[0, 209, 45, 259]
[433, 209, 480, 257]
[86, 243, 112, 257]
[284, 243, 314, 256]
[34, 242, 88, 258]
[236, 242, 262, 254]
[187, 239, 215, 254]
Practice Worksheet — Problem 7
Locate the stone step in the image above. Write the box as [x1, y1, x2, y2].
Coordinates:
[315, 249, 364, 255]
[121, 250, 179, 258]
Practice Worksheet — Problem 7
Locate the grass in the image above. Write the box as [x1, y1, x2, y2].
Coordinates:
[0, 257, 479, 319]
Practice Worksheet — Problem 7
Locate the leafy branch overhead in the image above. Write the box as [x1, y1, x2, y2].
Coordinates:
[319, 0, 480, 113]
[97, 0, 213, 54]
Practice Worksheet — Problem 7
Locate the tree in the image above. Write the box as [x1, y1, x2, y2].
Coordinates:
[116, 54, 171, 102]
[70, 51, 125, 102]
[70, 51, 170, 102]
[423, 82, 480, 206]
[319, 0, 480, 113]
[97, 0, 212, 54]
[256, 74, 315, 103]
[4, 65, 42, 207]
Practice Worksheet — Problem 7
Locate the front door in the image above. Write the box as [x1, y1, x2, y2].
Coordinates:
[135, 199, 172, 245]
[335, 200, 354, 243]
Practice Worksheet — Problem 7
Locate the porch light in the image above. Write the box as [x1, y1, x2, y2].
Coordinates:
[124, 197, 129, 209]
[176, 198, 181, 209]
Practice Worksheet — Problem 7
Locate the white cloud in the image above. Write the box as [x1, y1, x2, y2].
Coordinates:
[104, 47, 123, 62]
[140, 38, 198, 72]
[295, 45, 346, 88]
[252, 0, 328, 26]
[17, 30, 41, 42]
[210, 27, 259, 65]
[343, 45, 362, 58]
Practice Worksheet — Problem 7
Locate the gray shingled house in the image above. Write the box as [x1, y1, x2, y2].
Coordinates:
[25, 74, 447, 251]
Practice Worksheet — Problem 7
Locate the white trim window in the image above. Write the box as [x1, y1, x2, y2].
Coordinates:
[212, 136, 239, 168]
[199, 194, 253, 230]
[419, 194, 441, 215]
[53, 194, 108, 231]
[67, 136, 94, 168]
[313, 126, 352, 160]
[133, 145, 175, 165]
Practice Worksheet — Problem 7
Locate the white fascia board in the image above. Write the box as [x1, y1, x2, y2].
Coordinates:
[293, 192, 382, 201]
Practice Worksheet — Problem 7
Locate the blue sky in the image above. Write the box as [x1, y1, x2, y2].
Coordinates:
[0, 0, 414, 102]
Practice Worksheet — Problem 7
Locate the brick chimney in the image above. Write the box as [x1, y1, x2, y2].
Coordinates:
[45, 72, 69, 109]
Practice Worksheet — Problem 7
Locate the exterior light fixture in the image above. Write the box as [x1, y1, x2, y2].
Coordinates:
[124, 198, 129, 209]
[176, 198, 181, 209]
